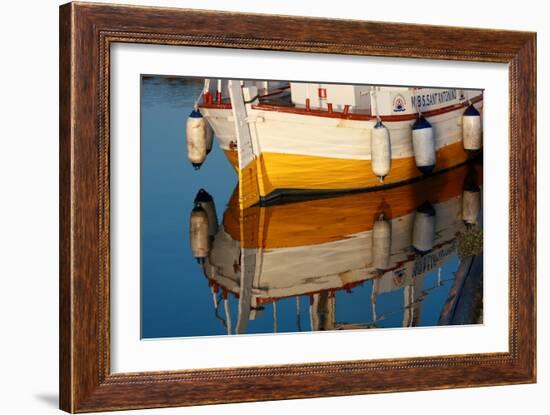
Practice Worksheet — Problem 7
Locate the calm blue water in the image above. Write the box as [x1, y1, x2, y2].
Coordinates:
[140, 76, 482, 339]
[141, 76, 237, 338]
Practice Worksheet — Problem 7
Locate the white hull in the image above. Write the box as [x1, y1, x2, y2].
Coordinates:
[201, 101, 483, 161]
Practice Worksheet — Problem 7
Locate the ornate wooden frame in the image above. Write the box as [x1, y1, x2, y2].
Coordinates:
[59, 2, 536, 412]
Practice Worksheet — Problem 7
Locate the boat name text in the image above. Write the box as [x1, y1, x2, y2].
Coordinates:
[411, 90, 458, 109]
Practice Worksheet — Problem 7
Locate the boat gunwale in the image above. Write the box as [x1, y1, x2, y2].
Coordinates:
[199, 93, 483, 122]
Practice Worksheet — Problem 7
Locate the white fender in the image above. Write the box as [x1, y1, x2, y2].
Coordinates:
[189, 205, 210, 263]
[371, 120, 391, 182]
[412, 202, 436, 253]
[462, 104, 482, 150]
[372, 214, 392, 270]
[186, 109, 208, 169]
[412, 116, 436, 174]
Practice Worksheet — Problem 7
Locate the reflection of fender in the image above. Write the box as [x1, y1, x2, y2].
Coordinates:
[194, 189, 219, 239]
[438, 254, 483, 325]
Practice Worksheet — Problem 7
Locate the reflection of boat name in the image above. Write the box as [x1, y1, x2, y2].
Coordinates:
[413, 240, 458, 277]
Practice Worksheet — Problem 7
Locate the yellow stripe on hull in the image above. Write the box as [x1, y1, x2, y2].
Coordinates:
[225, 141, 470, 208]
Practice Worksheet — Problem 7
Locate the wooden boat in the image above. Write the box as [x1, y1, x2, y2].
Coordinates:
[191, 163, 483, 334]
[194, 80, 483, 208]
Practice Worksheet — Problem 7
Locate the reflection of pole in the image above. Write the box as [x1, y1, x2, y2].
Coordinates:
[412, 274, 425, 327]
[438, 267, 442, 287]
[403, 285, 414, 327]
[319, 292, 334, 331]
[328, 294, 336, 330]
[235, 249, 256, 334]
[308, 293, 334, 331]
[403, 275, 425, 327]
[224, 297, 232, 335]
[311, 294, 321, 331]
[273, 302, 278, 334]
[211, 287, 218, 309]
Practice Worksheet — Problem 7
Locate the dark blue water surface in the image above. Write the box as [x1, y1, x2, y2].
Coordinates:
[140, 76, 482, 339]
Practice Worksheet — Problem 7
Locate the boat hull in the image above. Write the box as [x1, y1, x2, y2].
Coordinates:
[201, 97, 482, 207]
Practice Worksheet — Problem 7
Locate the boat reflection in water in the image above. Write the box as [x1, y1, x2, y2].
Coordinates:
[189, 162, 483, 335]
